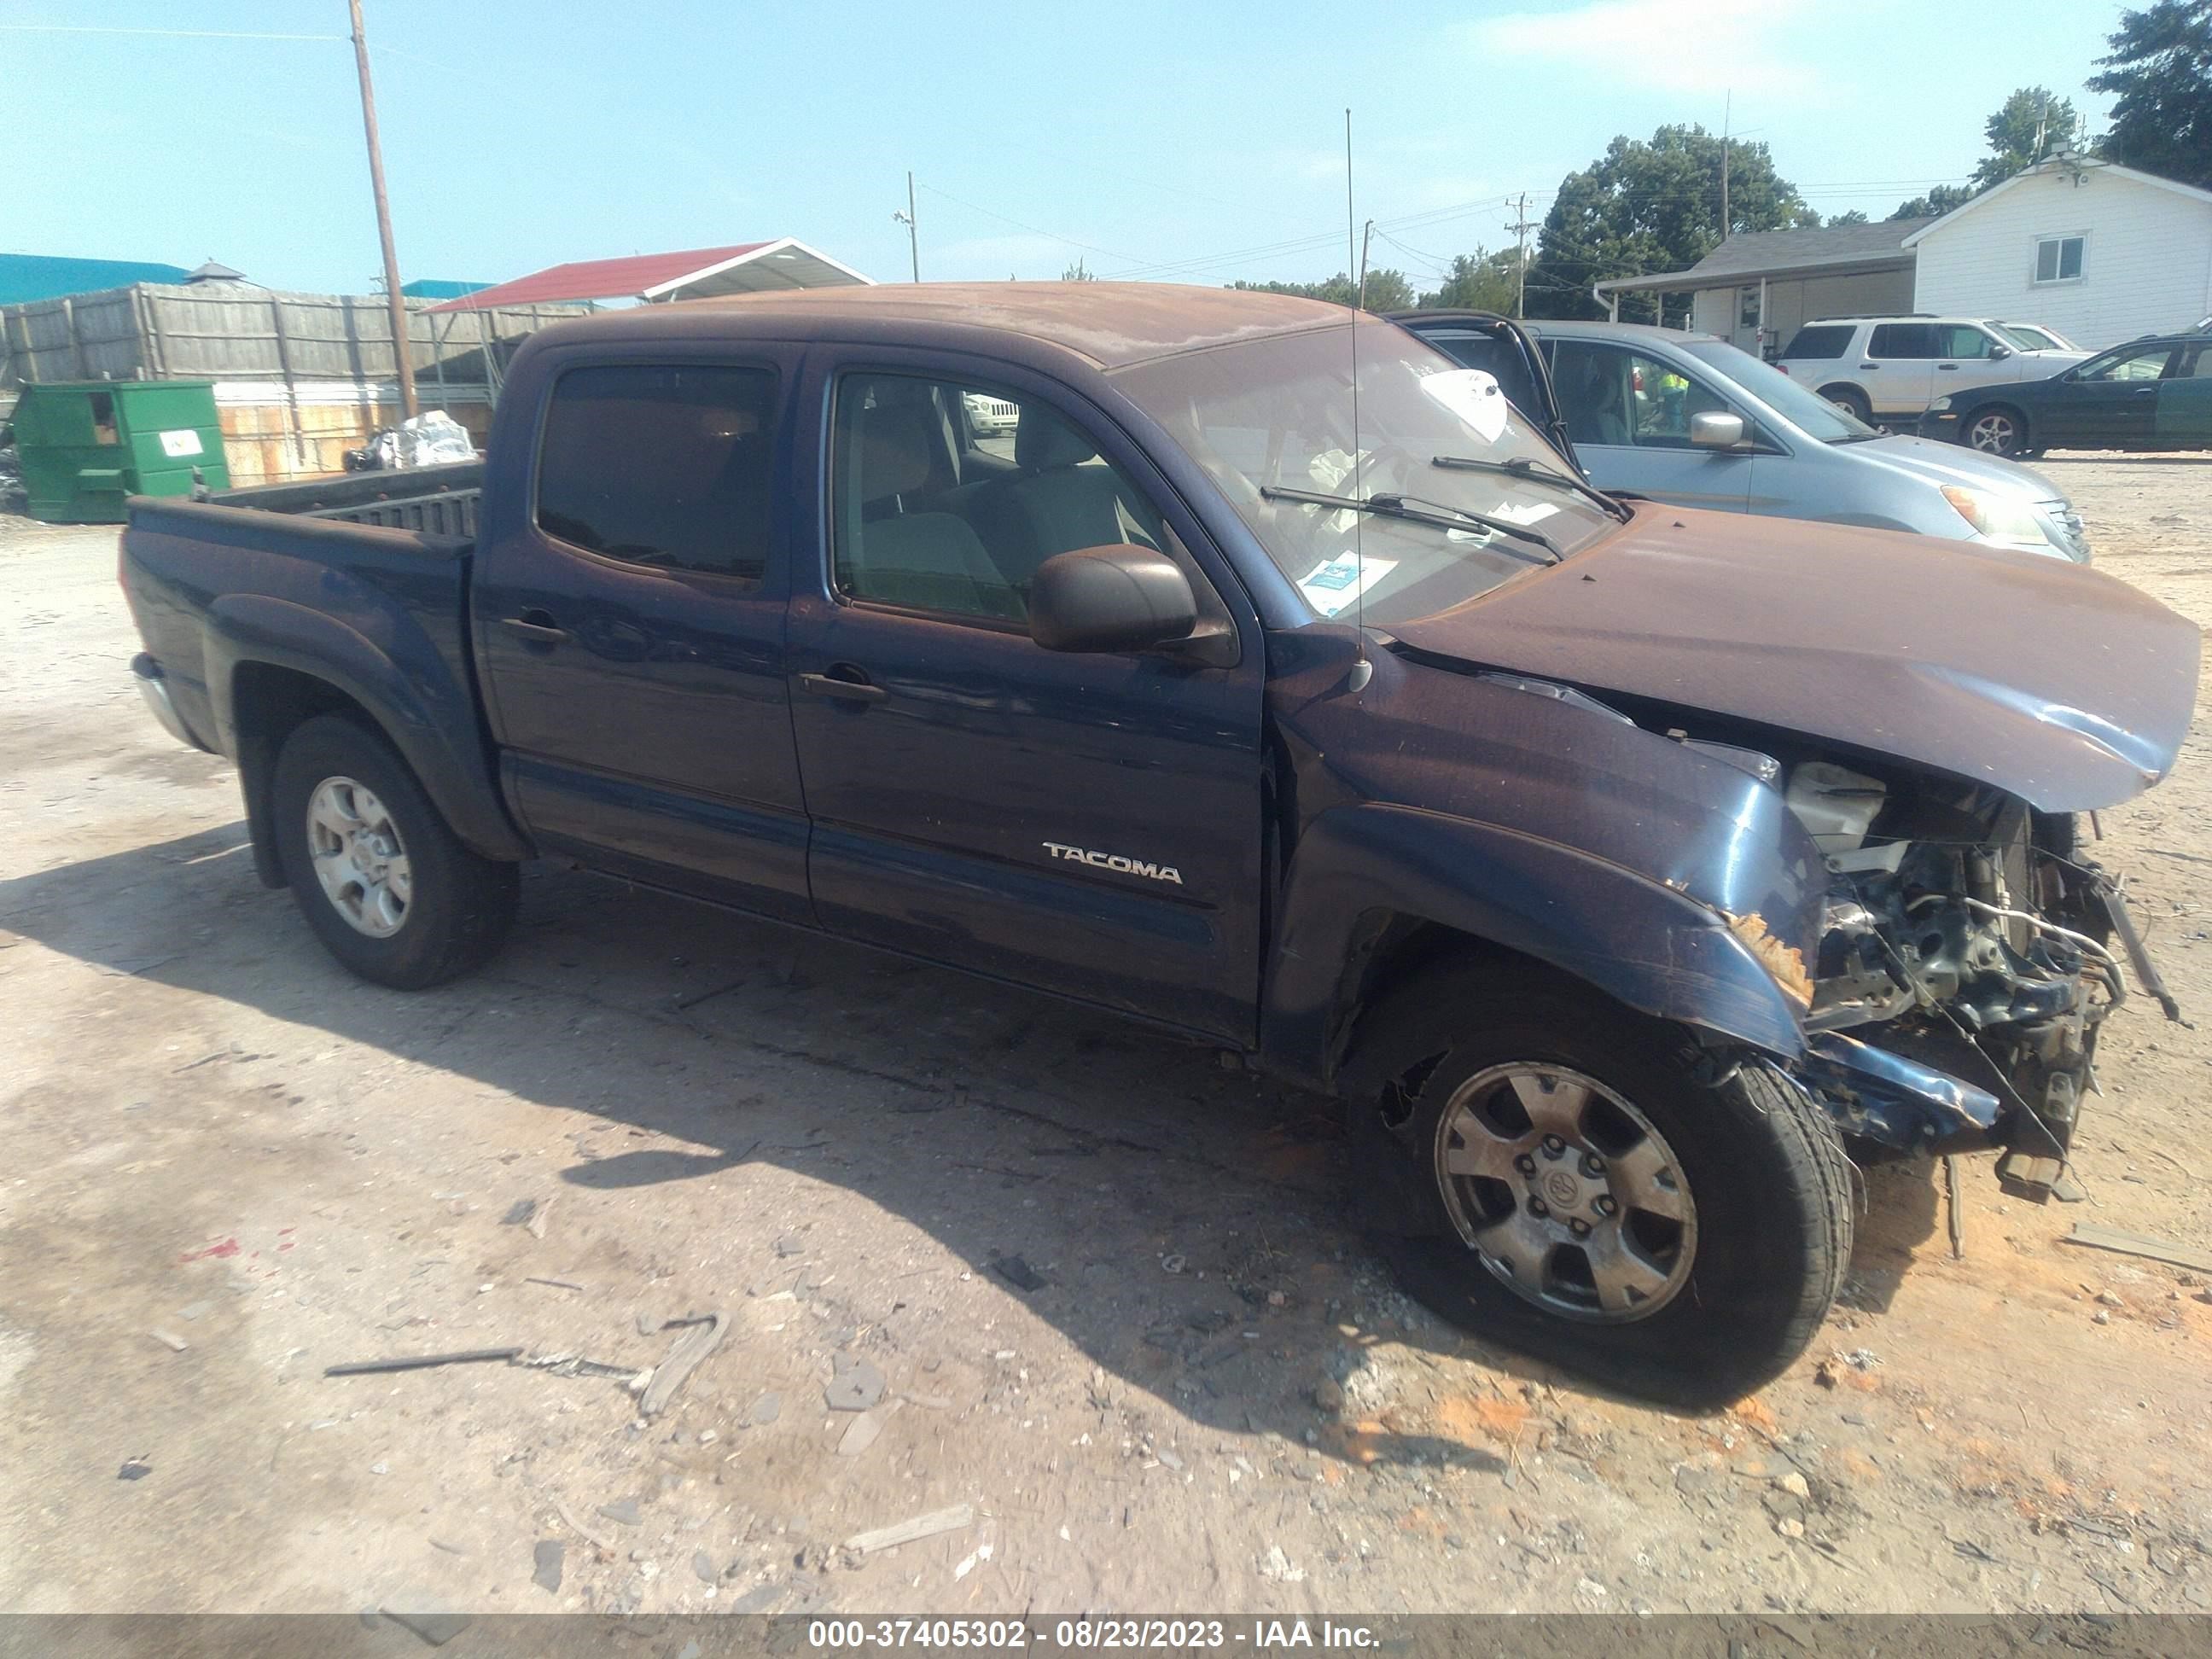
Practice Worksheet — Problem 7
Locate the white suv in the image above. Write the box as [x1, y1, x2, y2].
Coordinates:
[1776, 317, 2087, 426]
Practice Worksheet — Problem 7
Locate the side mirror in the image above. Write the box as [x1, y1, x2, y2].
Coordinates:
[1689, 410, 1748, 449]
[1028, 544, 1197, 654]
[1989, 344, 2012, 360]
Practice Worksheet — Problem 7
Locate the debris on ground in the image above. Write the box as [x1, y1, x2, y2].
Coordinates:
[825, 1354, 885, 1412]
[147, 1329, 189, 1353]
[844, 1504, 975, 1555]
[501, 1199, 537, 1227]
[532, 1540, 563, 1594]
[597, 1499, 641, 1528]
[750, 1391, 783, 1426]
[990, 1254, 1045, 1292]
[952, 1542, 994, 1581]
[2060, 1223, 2212, 1274]
[836, 1400, 903, 1457]
[1256, 1544, 1306, 1583]
[524, 1276, 582, 1292]
[381, 1606, 472, 1648]
[527, 1196, 555, 1241]
[639, 1313, 727, 1418]
[324, 1348, 523, 1377]
[116, 1458, 151, 1482]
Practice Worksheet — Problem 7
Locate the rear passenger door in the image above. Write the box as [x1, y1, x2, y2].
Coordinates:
[2157, 341, 2212, 450]
[783, 352, 1266, 1042]
[472, 348, 812, 923]
[1862, 323, 1938, 416]
[2064, 342, 2177, 449]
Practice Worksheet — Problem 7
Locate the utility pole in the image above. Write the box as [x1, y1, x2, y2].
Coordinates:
[893, 172, 920, 282]
[1720, 90, 1732, 247]
[348, 0, 416, 421]
[1506, 192, 1535, 318]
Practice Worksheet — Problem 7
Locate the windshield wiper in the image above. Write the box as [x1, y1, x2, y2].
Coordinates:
[1431, 452, 1633, 521]
[1259, 484, 1561, 564]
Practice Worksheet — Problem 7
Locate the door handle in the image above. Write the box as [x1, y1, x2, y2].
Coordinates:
[2134, 386, 2158, 397]
[500, 610, 568, 643]
[1937, 363, 1959, 370]
[1860, 363, 1879, 370]
[798, 670, 888, 704]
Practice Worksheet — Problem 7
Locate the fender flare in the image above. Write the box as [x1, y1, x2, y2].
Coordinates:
[204, 594, 532, 870]
[1259, 802, 1807, 1091]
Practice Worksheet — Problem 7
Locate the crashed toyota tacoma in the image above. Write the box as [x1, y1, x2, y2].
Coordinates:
[116, 284, 2197, 1406]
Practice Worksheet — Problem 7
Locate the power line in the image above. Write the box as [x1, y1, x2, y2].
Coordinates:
[916, 183, 1147, 266]
[0, 23, 346, 40]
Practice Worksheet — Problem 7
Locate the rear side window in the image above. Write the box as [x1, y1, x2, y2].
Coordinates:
[1780, 324, 1854, 360]
[536, 364, 777, 584]
[1868, 323, 1938, 359]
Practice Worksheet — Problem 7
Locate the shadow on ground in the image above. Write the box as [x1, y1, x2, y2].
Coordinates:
[1, 821, 1941, 1457]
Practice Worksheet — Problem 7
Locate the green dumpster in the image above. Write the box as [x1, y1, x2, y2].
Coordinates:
[6, 380, 230, 522]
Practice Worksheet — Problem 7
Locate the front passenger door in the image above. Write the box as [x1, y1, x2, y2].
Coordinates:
[1547, 341, 1756, 512]
[2064, 342, 2177, 449]
[784, 358, 1266, 1041]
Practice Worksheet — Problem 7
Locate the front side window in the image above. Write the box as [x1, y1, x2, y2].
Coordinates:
[1868, 323, 1938, 359]
[536, 364, 777, 583]
[1934, 324, 1997, 359]
[830, 372, 1168, 626]
[1998, 321, 2072, 352]
[2080, 343, 2176, 382]
[2034, 234, 2086, 284]
[1552, 343, 1734, 450]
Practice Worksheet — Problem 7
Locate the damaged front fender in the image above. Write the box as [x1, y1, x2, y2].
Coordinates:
[1795, 1031, 2002, 1153]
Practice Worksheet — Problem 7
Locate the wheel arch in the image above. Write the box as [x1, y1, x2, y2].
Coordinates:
[207, 598, 531, 887]
[1256, 805, 1808, 1095]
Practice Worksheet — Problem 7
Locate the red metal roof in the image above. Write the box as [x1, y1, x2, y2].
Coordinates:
[423, 243, 769, 311]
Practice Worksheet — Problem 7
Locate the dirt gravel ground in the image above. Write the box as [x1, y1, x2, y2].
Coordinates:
[2, 458, 2210, 1620]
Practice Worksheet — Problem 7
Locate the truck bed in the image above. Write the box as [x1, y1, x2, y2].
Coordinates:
[207, 461, 484, 538]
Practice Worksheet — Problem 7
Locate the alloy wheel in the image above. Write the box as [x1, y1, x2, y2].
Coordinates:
[1432, 1063, 1697, 1324]
[305, 776, 413, 938]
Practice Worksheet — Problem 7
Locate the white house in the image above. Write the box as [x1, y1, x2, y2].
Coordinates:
[1906, 156, 2212, 350]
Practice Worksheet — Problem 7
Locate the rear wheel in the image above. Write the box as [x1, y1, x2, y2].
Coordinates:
[1820, 385, 1873, 424]
[1344, 963, 1852, 1407]
[1964, 405, 2028, 457]
[271, 713, 518, 988]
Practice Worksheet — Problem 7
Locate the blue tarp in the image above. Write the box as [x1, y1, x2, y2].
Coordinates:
[0, 253, 193, 305]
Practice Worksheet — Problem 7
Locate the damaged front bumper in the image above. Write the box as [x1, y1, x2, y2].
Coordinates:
[1786, 870, 2174, 1197]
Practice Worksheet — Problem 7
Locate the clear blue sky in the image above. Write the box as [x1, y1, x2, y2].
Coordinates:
[2, 0, 2130, 297]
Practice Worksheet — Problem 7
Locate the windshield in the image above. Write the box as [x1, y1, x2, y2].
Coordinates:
[1996, 322, 2074, 352]
[1109, 319, 1616, 626]
[1678, 339, 1877, 443]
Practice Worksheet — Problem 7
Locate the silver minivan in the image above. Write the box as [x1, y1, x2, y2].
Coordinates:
[1396, 315, 2088, 563]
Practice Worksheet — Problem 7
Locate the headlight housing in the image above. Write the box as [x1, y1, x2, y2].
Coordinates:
[1941, 485, 2058, 552]
[1929, 395, 1953, 412]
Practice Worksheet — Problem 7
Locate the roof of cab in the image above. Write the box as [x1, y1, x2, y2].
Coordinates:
[535, 281, 1353, 370]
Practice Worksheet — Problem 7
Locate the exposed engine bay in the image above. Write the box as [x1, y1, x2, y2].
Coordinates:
[1741, 746, 2169, 1196]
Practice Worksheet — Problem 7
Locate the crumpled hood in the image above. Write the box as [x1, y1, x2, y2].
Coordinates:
[1388, 504, 2198, 812]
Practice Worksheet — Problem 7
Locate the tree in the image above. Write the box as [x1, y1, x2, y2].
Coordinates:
[2089, 1, 2212, 189]
[1522, 125, 1815, 320]
[1414, 247, 1523, 313]
[1970, 86, 2082, 190]
[1061, 258, 1097, 282]
[1826, 209, 1871, 226]
[1890, 183, 1974, 220]
[1227, 269, 1417, 311]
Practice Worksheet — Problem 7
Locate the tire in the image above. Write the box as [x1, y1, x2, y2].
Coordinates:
[1819, 385, 1873, 424]
[271, 713, 518, 989]
[1342, 961, 1852, 1408]
[1963, 405, 2028, 457]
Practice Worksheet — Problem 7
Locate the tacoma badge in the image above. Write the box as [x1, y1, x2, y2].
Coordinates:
[1042, 841, 1183, 885]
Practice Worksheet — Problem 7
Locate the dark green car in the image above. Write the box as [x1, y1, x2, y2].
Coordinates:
[1921, 330, 2212, 457]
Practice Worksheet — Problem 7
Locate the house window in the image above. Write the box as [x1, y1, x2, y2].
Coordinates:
[1738, 286, 1761, 330]
[2034, 234, 2086, 284]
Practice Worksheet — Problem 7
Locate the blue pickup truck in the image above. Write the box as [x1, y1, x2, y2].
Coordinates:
[120, 283, 2197, 1406]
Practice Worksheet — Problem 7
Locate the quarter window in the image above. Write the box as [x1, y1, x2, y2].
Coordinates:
[2034, 234, 2086, 284]
[535, 364, 777, 584]
[1779, 324, 1854, 360]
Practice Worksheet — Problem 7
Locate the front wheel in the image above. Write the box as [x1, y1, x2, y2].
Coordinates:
[271, 713, 518, 988]
[1819, 385, 1874, 425]
[1964, 406, 2028, 457]
[1344, 963, 1852, 1407]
